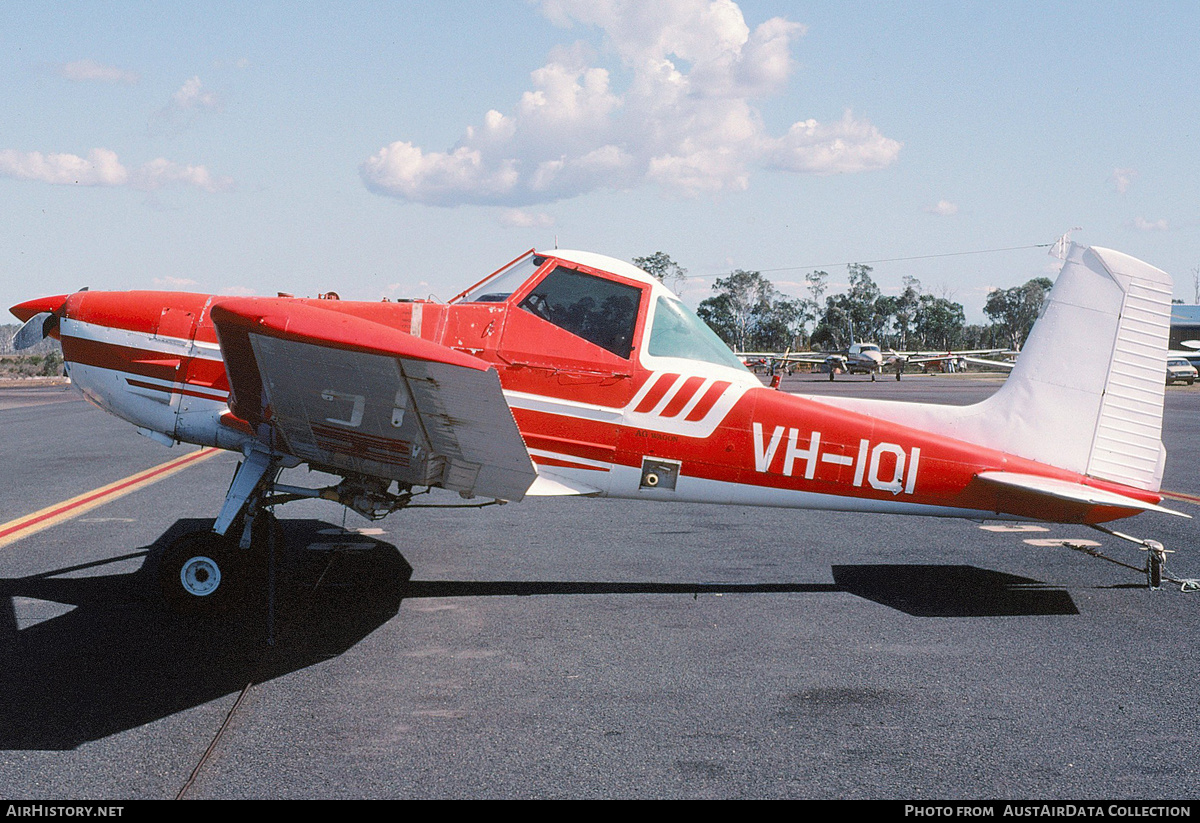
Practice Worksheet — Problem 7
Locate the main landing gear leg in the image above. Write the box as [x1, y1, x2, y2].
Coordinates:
[159, 448, 280, 626]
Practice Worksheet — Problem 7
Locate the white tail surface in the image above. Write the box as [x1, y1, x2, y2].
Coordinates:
[810, 243, 1173, 491]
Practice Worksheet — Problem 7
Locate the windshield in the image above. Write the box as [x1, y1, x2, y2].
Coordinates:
[460, 254, 545, 303]
[647, 296, 749, 371]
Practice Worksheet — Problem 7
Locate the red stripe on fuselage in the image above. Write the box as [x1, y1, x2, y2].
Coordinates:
[529, 454, 610, 472]
[124, 378, 228, 403]
[660, 376, 705, 418]
[684, 380, 731, 422]
[62, 335, 229, 391]
[521, 431, 618, 464]
[513, 387, 1161, 523]
[634, 373, 678, 413]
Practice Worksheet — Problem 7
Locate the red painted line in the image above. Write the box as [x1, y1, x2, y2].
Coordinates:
[0, 447, 221, 547]
[530, 455, 609, 472]
[125, 377, 228, 403]
[1160, 489, 1200, 506]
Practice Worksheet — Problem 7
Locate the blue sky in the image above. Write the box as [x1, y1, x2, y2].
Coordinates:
[3, 1, 1197, 324]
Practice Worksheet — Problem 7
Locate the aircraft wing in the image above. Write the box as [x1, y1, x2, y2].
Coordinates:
[955, 355, 1014, 370]
[210, 298, 537, 502]
[737, 351, 836, 363]
[783, 353, 839, 363]
[898, 350, 1015, 371]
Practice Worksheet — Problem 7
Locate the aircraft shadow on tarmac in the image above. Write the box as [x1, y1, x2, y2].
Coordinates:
[0, 518, 410, 751]
[400, 565, 1078, 618]
[0, 520, 1076, 750]
[830, 564, 1079, 618]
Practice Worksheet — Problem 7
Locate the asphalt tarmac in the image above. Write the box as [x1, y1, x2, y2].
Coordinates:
[1, 375, 1199, 800]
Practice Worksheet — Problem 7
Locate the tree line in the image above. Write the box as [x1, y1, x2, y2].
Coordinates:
[634, 253, 1052, 354]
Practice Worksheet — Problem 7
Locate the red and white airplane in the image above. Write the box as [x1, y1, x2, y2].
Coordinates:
[9, 242, 1185, 605]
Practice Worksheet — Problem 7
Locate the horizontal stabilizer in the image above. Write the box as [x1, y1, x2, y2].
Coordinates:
[975, 471, 1189, 518]
[210, 298, 537, 502]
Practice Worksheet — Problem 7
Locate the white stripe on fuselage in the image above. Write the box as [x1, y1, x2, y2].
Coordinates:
[60, 317, 224, 361]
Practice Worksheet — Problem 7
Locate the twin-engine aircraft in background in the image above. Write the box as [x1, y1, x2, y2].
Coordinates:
[9, 242, 1187, 606]
[741, 343, 1016, 381]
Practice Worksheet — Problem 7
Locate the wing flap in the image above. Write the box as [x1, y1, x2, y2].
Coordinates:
[210, 298, 536, 502]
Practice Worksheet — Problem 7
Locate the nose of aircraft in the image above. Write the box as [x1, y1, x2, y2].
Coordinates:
[10, 294, 70, 324]
[9, 294, 70, 350]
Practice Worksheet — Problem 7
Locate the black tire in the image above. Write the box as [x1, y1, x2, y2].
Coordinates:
[1148, 551, 1164, 590]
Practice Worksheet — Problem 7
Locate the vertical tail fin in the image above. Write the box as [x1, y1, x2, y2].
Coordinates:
[979, 243, 1171, 490]
[811, 243, 1173, 492]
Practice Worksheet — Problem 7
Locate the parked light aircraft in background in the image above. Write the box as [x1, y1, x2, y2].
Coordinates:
[9, 242, 1186, 606]
[741, 344, 1015, 381]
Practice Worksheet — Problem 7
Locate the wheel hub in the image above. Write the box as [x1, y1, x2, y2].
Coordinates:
[179, 556, 221, 597]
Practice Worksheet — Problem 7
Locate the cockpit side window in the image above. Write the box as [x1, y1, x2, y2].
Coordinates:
[518, 266, 641, 358]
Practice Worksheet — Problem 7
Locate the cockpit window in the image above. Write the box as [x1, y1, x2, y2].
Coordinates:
[518, 266, 641, 358]
[461, 254, 545, 303]
[647, 296, 749, 371]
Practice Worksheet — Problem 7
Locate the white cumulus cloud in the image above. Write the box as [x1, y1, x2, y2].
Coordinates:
[0, 148, 231, 193]
[0, 148, 128, 186]
[923, 199, 959, 216]
[172, 76, 220, 111]
[57, 60, 140, 84]
[362, 0, 899, 207]
[1110, 167, 1137, 194]
[1133, 216, 1169, 232]
[151, 77, 222, 135]
[130, 157, 232, 192]
[153, 276, 199, 287]
[497, 209, 556, 228]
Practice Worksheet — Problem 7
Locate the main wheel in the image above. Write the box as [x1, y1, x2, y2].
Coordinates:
[159, 530, 244, 612]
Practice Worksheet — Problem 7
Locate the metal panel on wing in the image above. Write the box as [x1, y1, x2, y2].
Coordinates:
[246, 333, 536, 502]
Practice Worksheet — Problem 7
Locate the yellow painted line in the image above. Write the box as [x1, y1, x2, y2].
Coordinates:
[0, 447, 222, 549]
